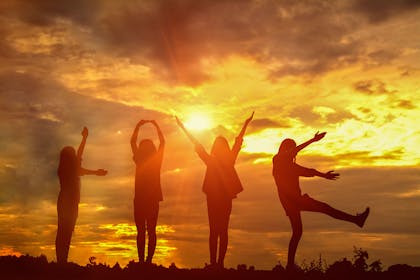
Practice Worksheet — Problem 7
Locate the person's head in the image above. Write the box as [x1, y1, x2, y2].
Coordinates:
[278, 138, 297, 160]
[136, 139, 157, 163]
[211, 136, 230, 160]
[58, 146, 78, 177]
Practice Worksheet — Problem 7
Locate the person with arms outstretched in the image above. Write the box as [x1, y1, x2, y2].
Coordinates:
[56, 127, 107, 264]
[131, 120, 165, 264]
[176, 112, 253, 269]
[272, 131, 369, 271]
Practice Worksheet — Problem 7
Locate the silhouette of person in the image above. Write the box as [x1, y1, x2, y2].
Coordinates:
[272, 131, 370, 271]
[131, 120, 165, 264]
[56, 127, 107, 264]
[176, 112, 253, 268]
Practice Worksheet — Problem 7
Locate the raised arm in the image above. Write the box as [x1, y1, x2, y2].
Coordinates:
[131, 120, 147, 154]
[176, 116, 210, 163]
[294, 131, 326, 154]
[175, 116, 200, 146]
[77, 127, 88, 161]
[232, 112, 254, 157]
[150, 120, 165, 150]
[237, 111, 254, 140]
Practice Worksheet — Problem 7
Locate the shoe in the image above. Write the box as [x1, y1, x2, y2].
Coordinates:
[356, 207, 370, 228]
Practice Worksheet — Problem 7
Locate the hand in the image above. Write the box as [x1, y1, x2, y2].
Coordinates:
[313, 131, 326, 141]
[325, 170, 339, 180]
[245, 111, 254, 124]
[96, 169, 108, 176]
[138, 120, 148, 126]
[81, 127, 88, 138]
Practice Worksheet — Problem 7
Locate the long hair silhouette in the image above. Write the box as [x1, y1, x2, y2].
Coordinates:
[176, 112, 253, 268]
[55, 127, 107, 264]
[211, 136, 231, 159]
[272, 131, 369, 272]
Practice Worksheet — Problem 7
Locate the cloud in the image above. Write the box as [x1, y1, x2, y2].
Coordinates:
[352, 0, 420, 23]
[393, 99, 416, 110]
[353, 79, 396, 95]
[0, 2, 351, 82]
[249, 118, 291, 133]
[367, 49, 401, 65]
[6, 0, 100, 27]
[3, 0, 419, 86]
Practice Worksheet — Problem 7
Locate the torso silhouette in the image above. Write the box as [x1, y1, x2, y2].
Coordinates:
[196, 144, 243, 199]
[57, 160, 81, 212]
[133, 149, 163, 203]
[272, 154, 315, 201]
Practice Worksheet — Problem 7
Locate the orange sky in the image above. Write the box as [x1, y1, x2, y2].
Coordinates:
[0, 0, 419, 269]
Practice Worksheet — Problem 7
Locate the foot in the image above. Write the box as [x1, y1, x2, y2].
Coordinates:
[356, 207, 370, 228]
[145, 260, 156, 267]
[204, 263, 218, 270]
[286, 263, 303, 274]
[217, 262, 225, 270]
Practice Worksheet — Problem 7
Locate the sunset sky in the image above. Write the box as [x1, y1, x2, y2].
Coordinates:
[1, 0, 419, 269]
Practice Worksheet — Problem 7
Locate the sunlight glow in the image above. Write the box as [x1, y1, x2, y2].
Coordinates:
[87, 223, 177, 265]
[184, 112, 213, 131]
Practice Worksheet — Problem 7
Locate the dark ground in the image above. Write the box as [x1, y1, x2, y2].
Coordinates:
[1, 251, 419, 280]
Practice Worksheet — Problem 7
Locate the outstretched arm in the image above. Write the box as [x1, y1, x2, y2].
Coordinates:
[176, 116, 210, 163]
[175, 116, 200, 146]
[80, 167, 107, 176]
[318, 170, 339, 180]
[295, 131, 326, 154]
[150, 120, 165, 150]
[232, 111, 254, 157]
[131, 120, 147, 154]
[237, 111, 254, 140]
[77, 127, 88, 161]
[300, 167, 339, 180]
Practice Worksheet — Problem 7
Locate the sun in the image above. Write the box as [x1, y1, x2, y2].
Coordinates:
[184, 112, 213, 131]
